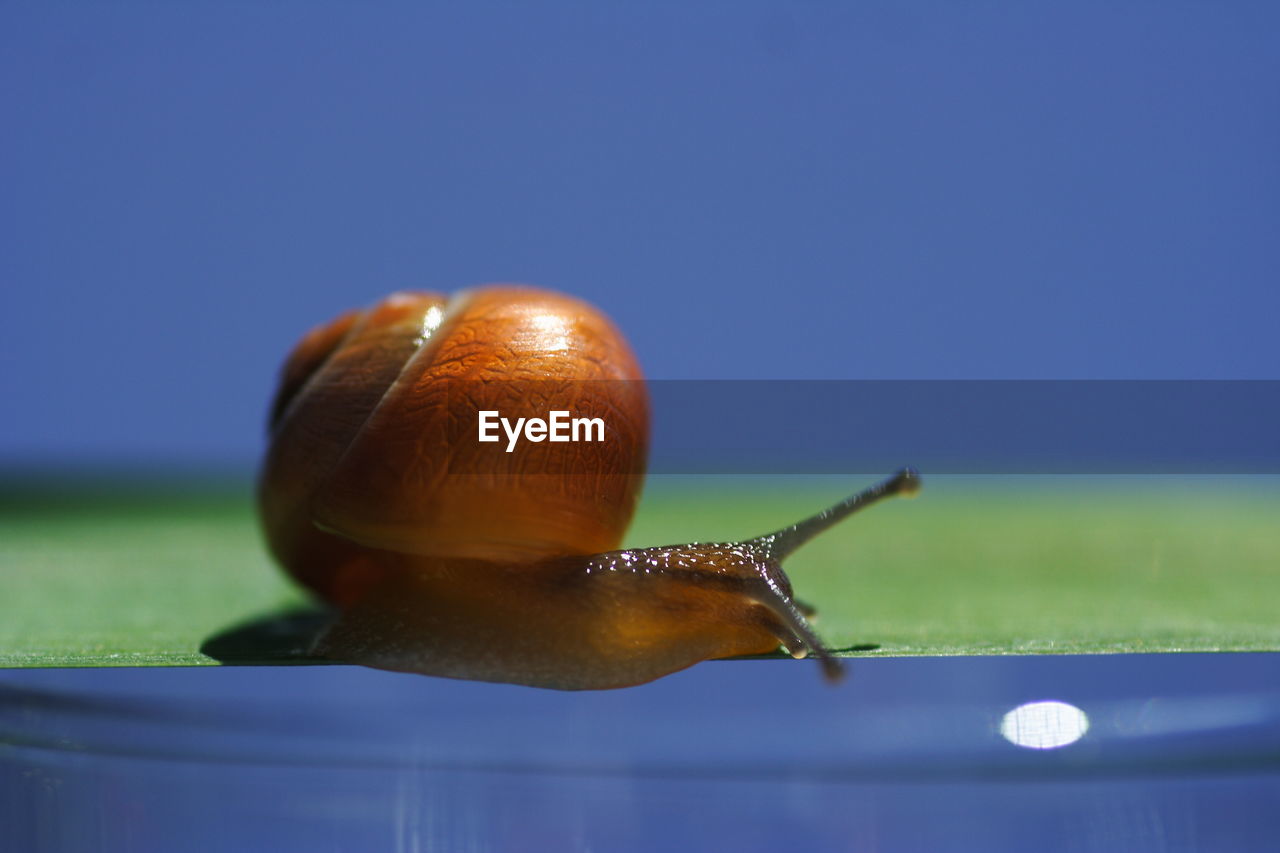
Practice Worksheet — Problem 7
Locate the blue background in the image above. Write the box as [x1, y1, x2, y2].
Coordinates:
[7, 656, 1280, 852]
[2, 1, 1277, 470]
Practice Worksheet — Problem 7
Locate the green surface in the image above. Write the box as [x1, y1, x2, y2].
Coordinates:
[2, 477, 1278, 667]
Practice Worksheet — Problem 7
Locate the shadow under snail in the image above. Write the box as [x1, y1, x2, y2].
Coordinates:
[258, 285, 920, 690]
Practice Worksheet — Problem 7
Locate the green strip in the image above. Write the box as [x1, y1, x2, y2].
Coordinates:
[2, 478, 1277, 668]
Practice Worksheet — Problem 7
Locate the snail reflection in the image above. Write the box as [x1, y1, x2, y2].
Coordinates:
[258, 286, 919, 689]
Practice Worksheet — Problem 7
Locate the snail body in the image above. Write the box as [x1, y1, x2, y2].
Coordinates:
[259, 285, 918, 689]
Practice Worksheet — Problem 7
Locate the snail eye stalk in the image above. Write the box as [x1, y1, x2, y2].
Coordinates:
[753, 467, 922, 562]
[744, 468, 922, 681]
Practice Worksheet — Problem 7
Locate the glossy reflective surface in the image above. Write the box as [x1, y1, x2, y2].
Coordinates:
[3, 655, 1278, 852]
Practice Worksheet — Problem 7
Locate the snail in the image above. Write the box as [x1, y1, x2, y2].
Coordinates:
[258, 285, 919, 690]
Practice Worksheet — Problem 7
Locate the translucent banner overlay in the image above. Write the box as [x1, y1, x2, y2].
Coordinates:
[444, 380, 1279, 475]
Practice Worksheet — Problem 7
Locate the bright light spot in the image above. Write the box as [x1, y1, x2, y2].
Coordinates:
[529, 313, 571, 352]
[1000, 700, 1089, 750]
[412, 305, 445, 347]
[421, 305, 444, 336]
